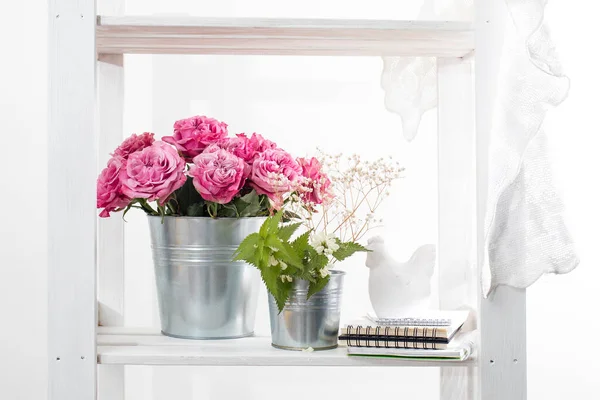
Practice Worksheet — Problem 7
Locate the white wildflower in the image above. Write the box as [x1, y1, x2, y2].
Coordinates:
[319, 266, 330, 278]
[279, 261, 288, 271]
[311, 231, 339, 255]
[269, 255, 278, 267]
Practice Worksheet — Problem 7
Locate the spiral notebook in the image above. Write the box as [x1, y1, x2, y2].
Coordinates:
[346, 334, 473, 361]
[340, 310, 469, 347]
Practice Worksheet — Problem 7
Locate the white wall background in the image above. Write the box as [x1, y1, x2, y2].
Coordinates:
[1, 1, 599, 399]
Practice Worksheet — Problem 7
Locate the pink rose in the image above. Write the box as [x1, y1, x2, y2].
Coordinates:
[297, 157, 333, 205]
[97, 156, 130, 218]
[112, 132, 155, 159]
[219, 133, 278, 164]
[119, 141, 187, 204]
[248, 132, 277, 155]
[249, 149, 302, 207]
[162, 115, 228, 160]
[189, 145, 248, 204]
[219, 133, 256, 163]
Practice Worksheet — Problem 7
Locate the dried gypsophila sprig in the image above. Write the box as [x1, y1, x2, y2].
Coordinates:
[290, 150, 404, 243]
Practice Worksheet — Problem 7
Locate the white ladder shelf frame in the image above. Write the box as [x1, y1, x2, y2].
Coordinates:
[48, 1, 526, 399]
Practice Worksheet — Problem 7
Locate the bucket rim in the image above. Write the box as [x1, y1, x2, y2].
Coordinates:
[147, 215, 268, 220]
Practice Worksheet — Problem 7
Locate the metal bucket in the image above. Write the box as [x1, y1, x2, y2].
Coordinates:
[268, 270, 345, 350]
[148, 216, 264, 339]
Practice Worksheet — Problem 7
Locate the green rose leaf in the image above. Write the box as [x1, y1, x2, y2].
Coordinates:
[234, 190, 264, 217]
[187, 203, 205, 217]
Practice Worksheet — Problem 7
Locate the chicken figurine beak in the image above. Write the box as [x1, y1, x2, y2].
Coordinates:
[365, 235, 436, 318]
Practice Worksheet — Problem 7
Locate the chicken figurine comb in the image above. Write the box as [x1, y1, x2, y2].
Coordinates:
[366, 236, 436, 318]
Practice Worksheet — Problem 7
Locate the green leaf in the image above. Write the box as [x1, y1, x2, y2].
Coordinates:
[306, 247, 330, 271]
[231, 190, 259, 217]
[298, 270, 317, 283]
[278, 222, 302, 242]
[275, 279, 294, 313]
[259, 215, 272, 238]
[332, 241, 370, 262]
[255, 241, 267, 268]
[218, 203, 239, 218]
[307, 275, 330, 299]
[266, 210, 283, 234]
[265, 234, 303, 269]
[173, 177, 204, 216]
[260, 266, 281, 303]
[187, 203, 205, 217]
[233, 233, 260, 264]
[291, 231, 310, 260]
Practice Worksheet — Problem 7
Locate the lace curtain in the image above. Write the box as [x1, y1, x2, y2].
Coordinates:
[380, 0, 579, 296]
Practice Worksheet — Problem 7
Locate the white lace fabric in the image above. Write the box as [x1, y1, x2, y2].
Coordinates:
[380, 0, 579, 297]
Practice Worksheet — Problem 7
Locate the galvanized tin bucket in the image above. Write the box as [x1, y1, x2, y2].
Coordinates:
[268, 270, 345, 350]
[148, 216, 264, 339]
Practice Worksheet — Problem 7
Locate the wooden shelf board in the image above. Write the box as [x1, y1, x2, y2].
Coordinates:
[96, 16, 474, 57]
[97, 327, 475, 367]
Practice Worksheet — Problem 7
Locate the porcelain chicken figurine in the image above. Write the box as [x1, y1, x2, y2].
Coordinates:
[365, 236, 436, 318]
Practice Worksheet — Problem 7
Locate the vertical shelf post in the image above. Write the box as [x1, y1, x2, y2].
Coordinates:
[96, 1, 126, 400]
[48, 1, 97, 399]
[437, 56, 477, 400]
[97, 53, 126, 400]
[475, 1, 527, 399]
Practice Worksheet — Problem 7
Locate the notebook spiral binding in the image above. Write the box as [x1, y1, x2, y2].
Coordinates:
[345, 325, 441, 349]
[368, 317, 451, 326]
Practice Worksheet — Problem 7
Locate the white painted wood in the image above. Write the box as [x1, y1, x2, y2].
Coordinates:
[97, 55, 125, 328]
[97, 328, 474, 367]
[48, 1, 97, 399]
[98, 0, 127, 399]
[96, 16, 474, 57]
[96, 14, 126, 400]
[475, 1, 527, 399]
[437, 57, 477, 400]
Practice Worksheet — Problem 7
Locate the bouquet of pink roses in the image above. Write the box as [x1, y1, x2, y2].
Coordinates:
[96, 115, 331, 219]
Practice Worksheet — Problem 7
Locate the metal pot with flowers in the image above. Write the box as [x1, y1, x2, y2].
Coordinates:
[234, 153, 403, 350]
[96, 115, 305, 340]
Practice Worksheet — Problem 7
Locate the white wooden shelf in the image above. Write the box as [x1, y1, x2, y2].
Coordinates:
[96, 16, 474, 57]
[97, 327, 475, 367]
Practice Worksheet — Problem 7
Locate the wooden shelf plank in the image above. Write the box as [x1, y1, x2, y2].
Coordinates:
[97, 327, 475, 367]
[96, 16, 474, 57]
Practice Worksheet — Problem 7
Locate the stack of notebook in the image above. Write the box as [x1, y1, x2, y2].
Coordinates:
[339, 311, 472, 361]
